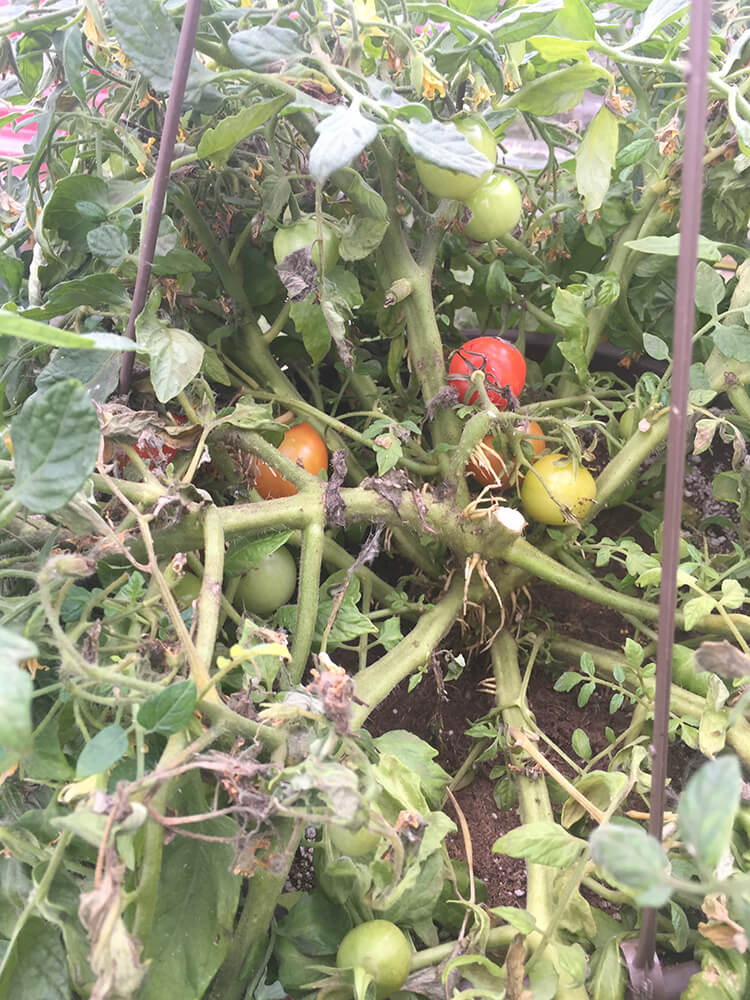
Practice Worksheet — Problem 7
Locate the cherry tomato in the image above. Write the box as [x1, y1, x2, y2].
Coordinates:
[273, 219, 339, 272]
[415, 114, 497, 201]
[336, 921, 411, 1000]
[468, 420, 545, 487]
[618, 406, 641, 439]
[235, 546, 297, 617]
[448, 337, 526, 408]
[462, 174, 522, 242]
[254, 422, 328, 499]
[328, 823, 380, 858]
[521, 452, 597, 525]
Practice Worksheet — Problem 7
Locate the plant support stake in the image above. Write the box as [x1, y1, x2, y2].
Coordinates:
[119, 0, 204, 394]
[633, 0, 712, 985]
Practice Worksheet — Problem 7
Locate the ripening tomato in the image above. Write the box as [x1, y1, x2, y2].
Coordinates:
[273, 219, 339, 272]
[468, 420, 545, 487]
[521, 452, 597, 524]
[235, 546, 297, 616]
[449, 337, 526, 408]
[462, 174, 522, 242]
[336, 921, 411, 1000]
[254, 422, 328, 499]
[415, 114, 497, 201]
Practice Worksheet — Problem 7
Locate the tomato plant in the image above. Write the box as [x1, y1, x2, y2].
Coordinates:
[448, 337, 526, 408]
[415, 114, 496, 201]
[336, 921, 411, 1000]
[235, 546, 297, 616]
[254, 422, 328, 499]
[468, 420, 545, 487]
[462, 174, 522, 242]
[273, 219, 339, 272]
[521, 453, 597, 525]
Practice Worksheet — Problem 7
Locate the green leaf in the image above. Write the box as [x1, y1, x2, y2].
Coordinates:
[290, 296, 331, 363]
[137, 680, 197, 736]
[489, 0, 565, 42]
[44, 273, 131, 315]
[625, 0, 689, 48]
[571, 728, 592, 759]
[576, 106, 619, 212]
[694, 261, 725, 314]
[0, 632, 35, 754]
[309, 104, 379, 183]
[0, 916, 70, 1000]
[135, 294, 204, 403]
[624, 234, 722, 261]
[139, 804, 240, 1000]
[151, 248, 211, 276]
[278, 889, 351, 956]
[0, 311, 98, 349]
[529, 35, 592, 60]
[103, 0, 210, 94]
[713, 324, 750, 362]
[224, 531, 294, 577]
[514, 62, 611, 116]
[396, 117, 494, 175]
[87, 224, 129, 267]
[589, 823, 672, 906]
[36, 348, 120, 404]
[643, 332, 670, 361]
[42, 174, 109, 250]
[683, 595, 714, 631]
[76, 724, 129, 778]
[11, 379, 101, 513]
[338, 216, 389, 262]
[60, 25, 86, 106]
[490, 906, 537, 934]
[0, 255, 24, 306]
[197, 97, 289, 164]
[227, 26, 305, 72]
[493, 820, 586, 867]
[373, 731, 451, 808]
[677, 755, 741, 868]
[589, 937, 626, 1000]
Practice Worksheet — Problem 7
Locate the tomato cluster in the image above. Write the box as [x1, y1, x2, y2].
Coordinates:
[414, 114, 522, 241]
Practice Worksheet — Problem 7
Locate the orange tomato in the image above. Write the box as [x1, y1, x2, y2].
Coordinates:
[467, 420, 545, 488]
[254, 422, 328, 499]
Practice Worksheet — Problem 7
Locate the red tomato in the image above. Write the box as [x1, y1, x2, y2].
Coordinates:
[468, 419, 545, 487]
[449, 337, 526, 408]
[254, 422, 328, 499]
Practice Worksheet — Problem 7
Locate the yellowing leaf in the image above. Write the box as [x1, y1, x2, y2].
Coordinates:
[576, 106, 619, 213]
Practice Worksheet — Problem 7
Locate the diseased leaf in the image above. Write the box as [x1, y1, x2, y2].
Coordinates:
[576, 106, 619, 212]
[11, 379, 101, 513]
[228, 26, 305, 72]
[589, 823, 672, 907]
[397, 117, 493, 175]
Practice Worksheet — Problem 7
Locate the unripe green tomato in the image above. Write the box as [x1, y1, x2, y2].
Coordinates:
[462, 174, 522, 242]
[328, 823, 380, 858]
[273, 219, 339, 272]
[521, 453, 597, 525]
[171, 571, 201, 608]
[618, 406, 641, 439]
[235, 546, 297, 617]
[415, 114, 497, 201]
[336, 921, 411, 1000]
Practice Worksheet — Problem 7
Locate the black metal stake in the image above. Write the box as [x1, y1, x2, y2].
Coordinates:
[633, 0, 713, 986]
[118, 0, 204, 395]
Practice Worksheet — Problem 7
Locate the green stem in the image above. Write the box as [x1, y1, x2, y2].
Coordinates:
[352, 577, 464, 725]
[194, 507, 225, 702]
[289, 516, 324, 684]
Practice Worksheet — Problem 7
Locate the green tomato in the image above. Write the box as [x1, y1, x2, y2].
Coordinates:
[328, 823, 380, 858]
[171, 571, 201, 608]
[273, 219, 340, 272]
[462, 174, 522, 242]
[336, 921, 411, 1000]
[618, 406, 641, 439]
[235, 546, 297, 617]
[415, 114, 497, 201]
[521, 453, 597, 525]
